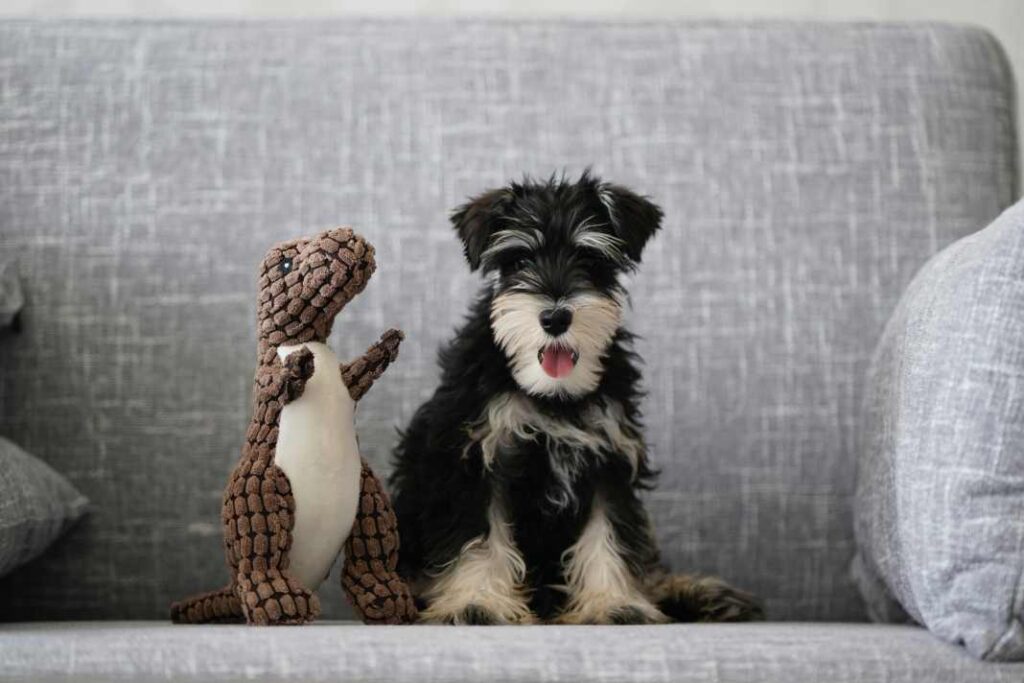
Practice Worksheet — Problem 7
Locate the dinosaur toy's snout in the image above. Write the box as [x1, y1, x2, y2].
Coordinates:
[257, 227, 378, 352]
[309, 227, 376, 276]
[296, 227, 377, 305]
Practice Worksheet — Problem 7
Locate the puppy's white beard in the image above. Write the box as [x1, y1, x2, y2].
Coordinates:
[490, 291, 622, 398]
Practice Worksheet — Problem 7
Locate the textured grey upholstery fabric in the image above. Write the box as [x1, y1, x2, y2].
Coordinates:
[0, 20, 1017, 622]
[0, 437, 88, 578]
[0, 261, 23, 330]
[3, 622, 1024, 683]
[853, 200, 1024, 662]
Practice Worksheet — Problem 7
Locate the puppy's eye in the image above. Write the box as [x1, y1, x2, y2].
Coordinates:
[506, 257, 528, 273]
[278, 257, 294, 274]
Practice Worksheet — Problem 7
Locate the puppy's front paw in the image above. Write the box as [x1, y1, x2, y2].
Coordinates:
[457, 604, 500, 625]
[420, 602, 535, 625]
[609, 605, 664, 625]
[555, 600, 668, 625]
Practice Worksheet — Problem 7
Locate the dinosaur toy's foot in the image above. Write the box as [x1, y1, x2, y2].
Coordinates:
[237, 569, 321, 625]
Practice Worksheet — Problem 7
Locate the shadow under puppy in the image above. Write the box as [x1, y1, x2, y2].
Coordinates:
[391, 172, 763, 625]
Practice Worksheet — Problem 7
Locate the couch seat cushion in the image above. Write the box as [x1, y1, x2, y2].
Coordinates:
[2, 622, 1023, 683]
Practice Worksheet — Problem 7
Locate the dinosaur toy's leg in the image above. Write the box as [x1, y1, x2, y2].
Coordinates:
[172, 351, 320, 626]
[229, 350, 321, 626]
[230, 463, 321, 626]
[340, 329, 403, 401]
[341, 460, 418, 624]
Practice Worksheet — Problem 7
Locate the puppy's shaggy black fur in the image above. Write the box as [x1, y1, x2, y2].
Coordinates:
[391, 172, 762, 625]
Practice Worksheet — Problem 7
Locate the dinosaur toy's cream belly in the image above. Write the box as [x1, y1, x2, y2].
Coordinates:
[275, 342, 360, 591]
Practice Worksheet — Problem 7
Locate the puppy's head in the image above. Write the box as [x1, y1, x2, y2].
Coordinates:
[452, 172, 662, 399]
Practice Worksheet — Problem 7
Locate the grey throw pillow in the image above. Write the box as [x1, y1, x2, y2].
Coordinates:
[853, 199, 1024, 661]
[0, 437, 89, 577]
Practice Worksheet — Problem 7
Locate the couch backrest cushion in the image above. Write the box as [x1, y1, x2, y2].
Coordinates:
[0, 19, 1016, 620]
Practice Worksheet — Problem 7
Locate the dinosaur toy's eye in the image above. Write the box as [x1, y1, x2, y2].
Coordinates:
[279, 257, 293, 274]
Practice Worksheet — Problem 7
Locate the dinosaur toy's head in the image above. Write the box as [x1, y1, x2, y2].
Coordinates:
[256, 227, 376, 355]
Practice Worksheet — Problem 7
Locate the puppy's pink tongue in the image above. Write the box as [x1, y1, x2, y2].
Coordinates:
[541, 346, 575, 379]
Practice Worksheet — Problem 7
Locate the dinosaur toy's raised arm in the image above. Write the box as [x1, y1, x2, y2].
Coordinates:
[340, 328, 404, 401]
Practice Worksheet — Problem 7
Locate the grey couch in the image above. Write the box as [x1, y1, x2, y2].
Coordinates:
[1, 18, 1022, 683]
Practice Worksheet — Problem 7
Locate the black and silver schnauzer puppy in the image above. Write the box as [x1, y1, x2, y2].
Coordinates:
[391, 172, 762, 625]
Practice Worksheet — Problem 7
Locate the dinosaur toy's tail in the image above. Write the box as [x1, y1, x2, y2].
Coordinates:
[170, 585, 243, 624]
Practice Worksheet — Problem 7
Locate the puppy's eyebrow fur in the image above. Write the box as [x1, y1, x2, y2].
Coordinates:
[480, 228, 546, 265]
[571, 217, 628, 264]
[506, 267, 545, 293]
[597, 185, 619, 227]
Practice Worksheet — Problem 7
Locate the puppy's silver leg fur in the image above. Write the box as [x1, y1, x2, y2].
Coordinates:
[418, 501, 535, 625]
[556, 494, 667, 624]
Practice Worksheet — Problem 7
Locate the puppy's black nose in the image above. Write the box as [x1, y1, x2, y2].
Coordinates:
[539, 307, 573, 336]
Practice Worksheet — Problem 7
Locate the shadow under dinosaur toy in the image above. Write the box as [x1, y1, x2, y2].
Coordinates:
[171, 227, 416, 625]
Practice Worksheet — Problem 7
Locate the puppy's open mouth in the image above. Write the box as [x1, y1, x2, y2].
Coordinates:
[538, 344, 579, 379]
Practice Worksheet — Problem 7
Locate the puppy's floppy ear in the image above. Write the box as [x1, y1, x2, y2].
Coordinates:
[597, 183, 663, 263]
[450, 187, 512, 271]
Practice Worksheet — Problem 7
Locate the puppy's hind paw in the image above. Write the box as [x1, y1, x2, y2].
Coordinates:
[649, 573, 765, 623]
[608, 605, 665, 625]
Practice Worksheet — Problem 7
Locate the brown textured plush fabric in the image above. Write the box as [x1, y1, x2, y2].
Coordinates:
[341, 330, 405, 402]
[171, 227, 416, 626]
[343, 461, 417, 624]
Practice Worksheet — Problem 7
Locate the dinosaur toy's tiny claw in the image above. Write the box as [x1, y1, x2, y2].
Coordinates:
[283, 347, 316, 401]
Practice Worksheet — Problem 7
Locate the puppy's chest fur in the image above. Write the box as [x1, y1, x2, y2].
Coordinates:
[465, 391, 645, 615]
[469, 391, 642, 515]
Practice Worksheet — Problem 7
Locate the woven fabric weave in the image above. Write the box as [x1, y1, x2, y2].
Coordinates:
[0, 19, 1017, 620]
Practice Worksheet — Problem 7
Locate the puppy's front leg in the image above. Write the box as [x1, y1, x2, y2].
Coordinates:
[556, 493, 667, 625]
[418, 501, 535, 625]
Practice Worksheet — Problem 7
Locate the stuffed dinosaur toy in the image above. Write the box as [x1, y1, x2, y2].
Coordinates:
[171, 227, 417, 625]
